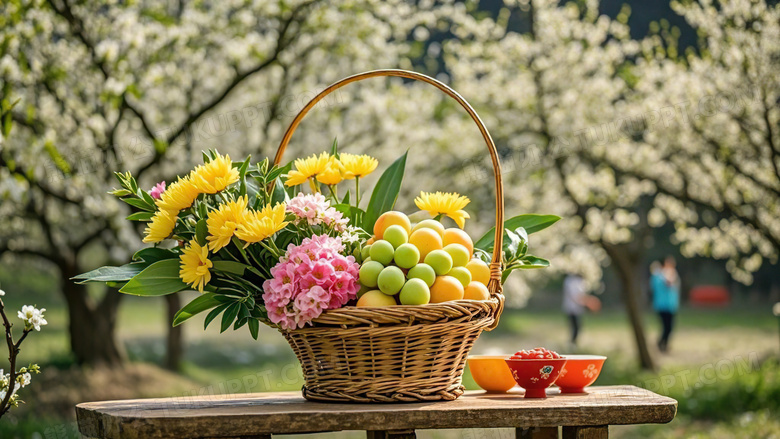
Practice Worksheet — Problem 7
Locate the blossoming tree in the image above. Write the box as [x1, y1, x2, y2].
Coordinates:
[444, 0, 779, 369]
[0, 0, 460, 365]
[629, 0, 780, 285]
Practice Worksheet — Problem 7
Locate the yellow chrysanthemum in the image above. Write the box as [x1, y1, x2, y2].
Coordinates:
[156, 176, 200, 212]
[414, 191, 471, 229]
[316, 157, 345, 185]
[340, 153, 378, 179]
[179, 240, 213, 293]
[190, 153, 240, 194]
[285, 152, 329, 187]
[206, 195, 249, 251]
[142, 209, 178, 243]
[236, 203, 289, 246]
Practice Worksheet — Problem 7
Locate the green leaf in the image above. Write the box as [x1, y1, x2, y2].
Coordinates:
[238, 156, 251, 196]
[195, 219, 208, 246]
[266, 161, 292, 184]
[173, 293, 221, 326]
[473, 248, 491, 264]
[71, 263, 145, 284]
[330, 138, 339, 157]
[109, 188, 133, 197]
[140, 189, 156, 208]
[248, 318, 260, 340]
[133, 247, 178, 263]
[2, 110, 12, 137]
[257, 158, 270, 177]
[233, 305, 250, 330]
[503, 228, 522, 258]
[212, 260, 247, 275]
[204, 302, 230, 330]
[221, 302, 240, 333]
[123, 197, 155, 212]
[334, 203, 364, 225]
[271, 178, 288, 205]
[475, 214, 561, 252]
[126, 211, 155, 221]
[518, 255, 550, 268]
[119, 259, 189, 296]
[362, 151, 407, 232]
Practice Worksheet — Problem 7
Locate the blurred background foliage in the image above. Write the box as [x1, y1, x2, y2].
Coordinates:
[0, 0, 779, 437]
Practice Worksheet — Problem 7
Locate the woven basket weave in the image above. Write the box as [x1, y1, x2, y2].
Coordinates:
[272, 69, 505, 403]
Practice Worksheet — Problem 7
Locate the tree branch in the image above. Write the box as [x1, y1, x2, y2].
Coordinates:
[134, 0, 319, 179]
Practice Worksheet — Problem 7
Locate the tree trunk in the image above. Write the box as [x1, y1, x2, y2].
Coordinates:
[62, 264, 126, 366]
[603, 243, 656, 371]
[164, 293, 184, 371]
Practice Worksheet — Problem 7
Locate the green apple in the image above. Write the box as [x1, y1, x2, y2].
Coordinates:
[399, 278, 431, 305]
[369, 240, 395, 265]
[358, 261, 384, 288]
[424, 249, 453, 275]
[377, 266, 405, 295]
[407, 263, 436, 287]
[443, 243, 470, 267]
[361, 245, 372, 261]
[394, 243, 420, 269]
[448, 266, 472, 288]
[383, 225, 409, 249]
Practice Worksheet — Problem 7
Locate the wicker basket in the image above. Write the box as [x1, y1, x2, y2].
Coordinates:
[272, 69, 505, 403]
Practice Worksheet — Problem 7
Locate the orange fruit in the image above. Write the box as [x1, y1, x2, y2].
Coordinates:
[411, 219, 445, 237]
[464, 281, 490, 300]
[442, 228, 474, 255]
[374, 212, 411, 240]
[373, 211, 412, 240]
[366, 236, 375, 245]
[408, 228, 443, 260]
[429, 275, 465, 303]
[466, 259, 491, 286]
[357, 290, 398, 307]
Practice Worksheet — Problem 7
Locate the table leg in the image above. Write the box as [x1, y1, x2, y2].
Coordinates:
[517, 427, 559, 438]
[562, 426, 608, 439]
[367, 430, 416, 439]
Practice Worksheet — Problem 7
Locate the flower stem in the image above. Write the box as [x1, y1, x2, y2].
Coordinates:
[355, 177, 361, 208]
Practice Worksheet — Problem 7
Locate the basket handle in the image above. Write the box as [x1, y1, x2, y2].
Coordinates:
[273, 69, 505, 330]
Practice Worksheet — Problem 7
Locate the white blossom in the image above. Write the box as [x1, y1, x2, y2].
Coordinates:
[18, 306, 47, 331]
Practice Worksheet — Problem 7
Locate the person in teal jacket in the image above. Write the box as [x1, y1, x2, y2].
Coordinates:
[651, 256, 680, 352]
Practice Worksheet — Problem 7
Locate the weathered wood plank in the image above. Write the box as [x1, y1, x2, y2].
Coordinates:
[203, 436, 271, 439]
[76, 386, 675, 439]
[562, 426, 608, 439]
[517, 427, 559, 438]
[367, 430, 416, 439]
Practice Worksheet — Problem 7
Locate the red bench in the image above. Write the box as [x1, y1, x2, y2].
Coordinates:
[689, 285, 730, 307]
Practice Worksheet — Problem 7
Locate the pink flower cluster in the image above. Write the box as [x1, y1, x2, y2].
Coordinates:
[286, 193, 348, 232]
[263, 235, 360, 330]
[150, 181, 166, 199]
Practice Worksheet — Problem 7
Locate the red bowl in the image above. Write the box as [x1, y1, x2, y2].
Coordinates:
[504, 357, 568, 398]
[554, 355, 607, 394]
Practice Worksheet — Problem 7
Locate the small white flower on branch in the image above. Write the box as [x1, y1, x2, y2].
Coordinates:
[17, 372, 31, 388]
[17, 306, 48, 331]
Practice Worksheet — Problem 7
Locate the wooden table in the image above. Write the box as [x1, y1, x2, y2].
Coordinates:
[76, 385, 676, 439]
